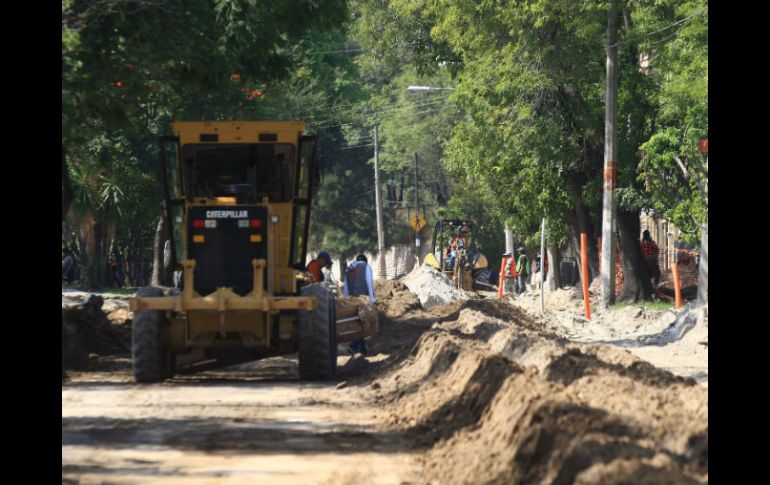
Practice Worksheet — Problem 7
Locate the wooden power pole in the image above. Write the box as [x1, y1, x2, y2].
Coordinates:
[601, 0, 619, 308]
[414, 152, 421, 259]
[373, 125, 387, 278]
[696, 139, 708, 308]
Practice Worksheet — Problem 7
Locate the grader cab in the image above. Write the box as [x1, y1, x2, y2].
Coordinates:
[129, 121, 366, 383]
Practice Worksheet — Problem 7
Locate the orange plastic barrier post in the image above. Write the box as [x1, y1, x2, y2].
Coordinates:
[580, 233, 591, 320]
[672, 262, 682, 309]
[498, 256, 507, 300]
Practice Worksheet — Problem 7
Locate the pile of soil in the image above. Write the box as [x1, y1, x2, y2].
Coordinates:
[374, 279, 421, 318]
[62, 292, 133, 371]
[366, 298, 707, 484]
[401, 265, 469, 309]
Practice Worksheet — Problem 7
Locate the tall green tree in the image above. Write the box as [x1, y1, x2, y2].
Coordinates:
[351, 0, 707, 300]
[636, 0, 708, 244]
[62, 0, 349, 287]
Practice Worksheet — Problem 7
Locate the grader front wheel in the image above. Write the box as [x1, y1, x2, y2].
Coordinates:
[131, 287, 175, 383]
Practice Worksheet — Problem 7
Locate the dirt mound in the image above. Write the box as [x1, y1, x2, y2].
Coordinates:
[371, 298, 707, 484]
[62, 293, 132, 369]
[374, 279, 421, 318]
[401, 264, 469, 309]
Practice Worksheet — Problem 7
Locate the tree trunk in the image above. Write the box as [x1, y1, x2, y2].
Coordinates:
[80, 214, 108, 290]
[547, 243, 562, 291]
[151, 216, 169, 287]
[338, 251, 349, 282]
[696, 221, 707, 307]
[616, 209, 653, 302]
[569, 199, 600, 288]
[62, 146, 74, 222]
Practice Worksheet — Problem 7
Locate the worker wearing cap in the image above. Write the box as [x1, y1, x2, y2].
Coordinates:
[515, 247, 530, 294]
[306, 251, 332, 283]
[343, 254, 375, 355]
[640, 230, 660, 286]
[447, 226, 470, 270]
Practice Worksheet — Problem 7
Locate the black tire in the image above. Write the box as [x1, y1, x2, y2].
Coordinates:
[298, 283, 337, 380]
[132, 287, 174, 383]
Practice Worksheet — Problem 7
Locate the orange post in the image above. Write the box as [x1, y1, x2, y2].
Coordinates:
[672, 262, 682, 309]
[580, 233, 591, 320]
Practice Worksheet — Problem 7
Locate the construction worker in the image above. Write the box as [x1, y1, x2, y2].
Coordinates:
[306, 251, 332, 283]
[343, 254, 375, 355]
[533, 253, 548, 289]
[109, 249, 126, 288]
[515, 247, 530, 294]
[447, 226, 470, 270]
[62, 248, 76, 284]
[640, 230, 661, 286]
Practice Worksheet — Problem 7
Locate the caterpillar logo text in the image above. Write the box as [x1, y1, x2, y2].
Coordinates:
[205, 210, 248, 219]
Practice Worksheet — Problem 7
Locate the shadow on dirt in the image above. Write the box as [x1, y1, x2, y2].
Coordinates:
[62, 415, 408, 455]
[545, 348, 697, 388]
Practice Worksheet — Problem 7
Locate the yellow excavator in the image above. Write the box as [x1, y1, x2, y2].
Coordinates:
[423, 219, 489, 290]
[129, 121, 372, 382]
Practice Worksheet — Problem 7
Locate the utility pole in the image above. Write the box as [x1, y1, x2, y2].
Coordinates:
[414, 152, 420, 258]
[505, 227, 514, 255]
[540, 217, 546, 314]
[696, 138, 708, 308]
[373, 125, 386, 279]
[696, 222, 707, 307]
[600, 0, 619, 308]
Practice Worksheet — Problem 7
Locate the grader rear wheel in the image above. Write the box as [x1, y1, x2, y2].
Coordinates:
[298, 283, 337, 381]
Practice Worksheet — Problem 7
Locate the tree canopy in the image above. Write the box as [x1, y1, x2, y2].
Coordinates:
[62, 0, 707, 299]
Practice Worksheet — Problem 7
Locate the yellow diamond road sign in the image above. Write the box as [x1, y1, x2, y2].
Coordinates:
[410, 214, 427, 231]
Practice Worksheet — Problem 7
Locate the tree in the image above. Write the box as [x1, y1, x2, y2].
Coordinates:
[356, 0, 707, 301]
[62, 0, 350, 288]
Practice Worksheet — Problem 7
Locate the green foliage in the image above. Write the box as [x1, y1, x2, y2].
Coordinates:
[419, 0, 610, 244]
[62, 0, 708, 275]
[62, 0, 351, 284]
[635, 0, 708, 242]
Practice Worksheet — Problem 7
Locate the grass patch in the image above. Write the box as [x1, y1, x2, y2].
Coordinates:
[610, 300, 675, 311]
[98, 287, 138, 295]
[62, 286, 138, 295]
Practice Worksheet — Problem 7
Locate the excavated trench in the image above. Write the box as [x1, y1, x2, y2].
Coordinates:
[62, 270, 707, 484]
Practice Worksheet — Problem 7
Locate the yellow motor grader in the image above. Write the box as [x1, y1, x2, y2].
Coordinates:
[129, 121, 372, 383]
[423, 219, 489, 290]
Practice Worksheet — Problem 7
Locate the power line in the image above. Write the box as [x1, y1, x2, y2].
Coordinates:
[309, 96, 452, 127]
[339, 143, 374, 150]
[313, 98, 454, 130]
[608, 7, 707, 48]
[289, 90, 450, 123]
[307, 48, 371, 55]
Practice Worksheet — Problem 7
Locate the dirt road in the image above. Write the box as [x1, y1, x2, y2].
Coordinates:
[62, 280, 707, 484]
[62, 355, 418, 484]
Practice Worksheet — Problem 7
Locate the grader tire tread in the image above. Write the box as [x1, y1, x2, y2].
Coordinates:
[132, 286, 173, 383]
[298, 283, 337, 381]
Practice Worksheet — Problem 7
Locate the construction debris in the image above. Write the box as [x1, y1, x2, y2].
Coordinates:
[61, 291, 132, 369]
[401, 264, 469, 309]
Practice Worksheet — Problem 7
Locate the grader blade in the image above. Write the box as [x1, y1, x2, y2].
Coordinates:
[335, 296, 379, 343]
